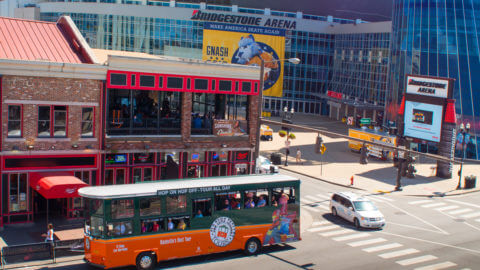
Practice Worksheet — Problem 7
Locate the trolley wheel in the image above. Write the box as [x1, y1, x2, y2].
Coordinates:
[136, 252, 156, 270]
[244, 238, 261, 256]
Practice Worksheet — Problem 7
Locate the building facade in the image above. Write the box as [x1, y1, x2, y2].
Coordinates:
[0, 15, 260, 227]
[25, 0, 377, 119]
[388, 0, 479, 159]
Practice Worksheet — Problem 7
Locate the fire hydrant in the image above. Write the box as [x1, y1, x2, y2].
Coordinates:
[350, 176, 354, 185]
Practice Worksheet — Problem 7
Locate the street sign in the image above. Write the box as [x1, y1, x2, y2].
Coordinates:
[360, 118, 371, 125]
[320, 144, 326, 155]
[347, 117, 353, 125]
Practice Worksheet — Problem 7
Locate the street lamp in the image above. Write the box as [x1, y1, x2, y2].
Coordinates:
[254, 57, 300, 173]
[457, 122, 471, 189]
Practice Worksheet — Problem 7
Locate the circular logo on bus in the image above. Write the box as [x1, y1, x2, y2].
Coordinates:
[209, 217, 236, 247]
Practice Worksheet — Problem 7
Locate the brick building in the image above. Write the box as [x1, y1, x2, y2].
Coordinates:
[0, 16, 260, 227]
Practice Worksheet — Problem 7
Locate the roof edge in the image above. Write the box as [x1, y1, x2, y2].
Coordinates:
[57, 15, 99, 64]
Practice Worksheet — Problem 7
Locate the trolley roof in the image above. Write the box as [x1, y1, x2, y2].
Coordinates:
[78, 174, 299, 199]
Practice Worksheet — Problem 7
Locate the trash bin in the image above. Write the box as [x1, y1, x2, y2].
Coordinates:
[270, 153, 282, 165]
[464, 175, 477, 189]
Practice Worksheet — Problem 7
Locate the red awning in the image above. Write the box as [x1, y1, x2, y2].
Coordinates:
[29, 172, 88, 199]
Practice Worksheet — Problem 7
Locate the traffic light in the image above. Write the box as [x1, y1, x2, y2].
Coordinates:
[315, 136, 323, 154]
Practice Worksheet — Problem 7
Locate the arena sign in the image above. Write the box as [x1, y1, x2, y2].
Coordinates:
[191, 10, 297, 30]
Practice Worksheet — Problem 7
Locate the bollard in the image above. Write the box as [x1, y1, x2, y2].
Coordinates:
[350, 176, 354, 185]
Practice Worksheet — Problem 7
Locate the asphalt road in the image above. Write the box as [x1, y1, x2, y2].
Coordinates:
[27, 170, 480, 270]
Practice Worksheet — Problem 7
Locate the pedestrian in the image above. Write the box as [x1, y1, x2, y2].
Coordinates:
[43, 223, 54, 243]
[43, 223, 54, 258]
[296, 148, 302, 165]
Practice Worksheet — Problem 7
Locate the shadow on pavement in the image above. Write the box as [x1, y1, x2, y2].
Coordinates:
[357, 166, 445, 186]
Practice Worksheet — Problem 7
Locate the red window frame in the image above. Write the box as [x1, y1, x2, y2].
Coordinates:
[81, 107, 95, 138]
[37, 105, 68, 138]
[104, 168, 128, 185]
[7, 104, 23, 138]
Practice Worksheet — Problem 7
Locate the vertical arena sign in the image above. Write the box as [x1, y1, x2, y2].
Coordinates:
[202, 22, 286, 97]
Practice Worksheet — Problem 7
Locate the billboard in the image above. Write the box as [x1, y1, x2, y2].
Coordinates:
[202, 22, 286, 97]
[406, 75, 451, 98]
[404, 101, 443, 142]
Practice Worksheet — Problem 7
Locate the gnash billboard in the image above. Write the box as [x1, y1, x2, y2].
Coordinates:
[202, 22, 286, 97]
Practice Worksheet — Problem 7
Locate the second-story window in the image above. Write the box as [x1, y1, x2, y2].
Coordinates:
[7, 105, 22, 137]
[38, 106, 67, 137]
[81, 107, 94, 137]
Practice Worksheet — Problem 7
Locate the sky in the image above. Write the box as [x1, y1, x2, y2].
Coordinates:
[232, 0, 393, 22]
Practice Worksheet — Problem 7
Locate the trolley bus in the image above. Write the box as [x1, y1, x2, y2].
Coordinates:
[79, 174, 301, 269]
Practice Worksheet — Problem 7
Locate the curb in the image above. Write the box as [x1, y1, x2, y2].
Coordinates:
[279, 166, 366, 191]
[279, 166, 480, 197]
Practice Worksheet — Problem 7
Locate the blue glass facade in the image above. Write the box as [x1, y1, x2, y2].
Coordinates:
[388, 0, 479, 159]
[329, 33, 390, 106]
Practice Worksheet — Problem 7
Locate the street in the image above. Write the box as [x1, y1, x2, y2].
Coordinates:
[27, 170, 480, 270]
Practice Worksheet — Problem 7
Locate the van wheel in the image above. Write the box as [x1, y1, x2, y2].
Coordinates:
[354, 218, 361, 229]
[244, 238, 261, 256]
[136, 252, 156, 270]
[332, 207, 337, 217]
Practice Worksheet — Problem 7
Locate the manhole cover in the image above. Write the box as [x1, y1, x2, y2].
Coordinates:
[453, 218, 466, 222]
[394, 212, 407, 215]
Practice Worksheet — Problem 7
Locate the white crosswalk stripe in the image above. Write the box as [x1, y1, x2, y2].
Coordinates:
[301, 206, 320, 213]
[309, 225, 339, 232]
[305, 195, 327, 202]
[396, 255, 438, 266]
[362, 243, 402, 253]
[301, 198, 315, 204]
[409, 200, 433, 205]
[369, 195, 394, 202]
[475, 218, 480, 223]
[315, 193, 332, 200]
[311, 221, 330, 226]
[435, 205, 459, 211]
[332, 232, 370, 242]
[414, 261, 456, 270]
[348, 238, 387, 247]
[460, 212, 480, 219]
[448, 208, 473, 215]
[378, 248, 419, 259]
[421, 202, 447, 208]
[319, 229, 351, 237]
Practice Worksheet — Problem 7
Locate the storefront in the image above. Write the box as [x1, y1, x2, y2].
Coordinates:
[209, 151, 229, 177]
[231, 151, 252, 175]
[1, 154, 98, 224]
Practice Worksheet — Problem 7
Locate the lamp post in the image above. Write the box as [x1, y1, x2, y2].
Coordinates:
[457, 122, 471, 189]
[282, 106, 295, 166]
[254, 57, 300, 173]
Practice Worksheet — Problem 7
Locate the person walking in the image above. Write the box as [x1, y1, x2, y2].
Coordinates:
[296, 148, 302, 165]
[44, 223, 54, 243]
[43, 223, 54, 258]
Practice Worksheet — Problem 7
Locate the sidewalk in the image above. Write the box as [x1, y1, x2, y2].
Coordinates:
[260, 114, 479, 197]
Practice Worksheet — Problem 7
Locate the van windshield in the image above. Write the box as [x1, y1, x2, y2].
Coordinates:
[353, 201, 377, 211]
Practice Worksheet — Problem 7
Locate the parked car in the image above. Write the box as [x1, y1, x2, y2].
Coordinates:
[330, 192, 385, 229]
[260, 124, 273, 141]
[256, 155, 279, 174]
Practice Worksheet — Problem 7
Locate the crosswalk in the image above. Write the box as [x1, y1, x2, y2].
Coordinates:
[300, 192, 393, 214]
[408, 199, 480, 223]
[307, 220, 458, 269]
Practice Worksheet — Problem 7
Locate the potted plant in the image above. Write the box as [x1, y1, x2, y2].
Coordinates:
[288, 133, 296, 140]
[278, 130, 287, 137]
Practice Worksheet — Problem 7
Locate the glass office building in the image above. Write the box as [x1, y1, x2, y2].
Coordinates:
[329, 32, 390, 107]
[388, 0, 479, 159]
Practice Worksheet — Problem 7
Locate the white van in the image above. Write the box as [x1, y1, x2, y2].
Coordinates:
[330, 192, 385, 229]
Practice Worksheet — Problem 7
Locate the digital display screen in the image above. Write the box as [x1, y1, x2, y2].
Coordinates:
[404, 101, 443, 142]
